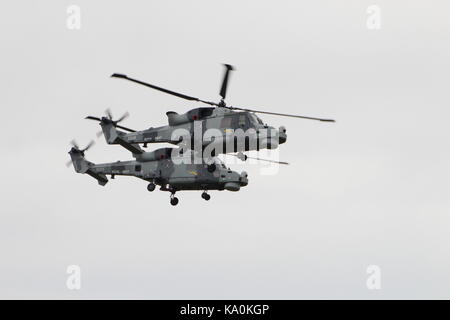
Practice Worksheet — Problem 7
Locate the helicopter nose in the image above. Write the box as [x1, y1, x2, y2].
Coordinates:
[279, 126, 287, 144]
[239, 171, 248, 186]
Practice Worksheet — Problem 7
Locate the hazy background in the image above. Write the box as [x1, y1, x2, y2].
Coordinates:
[1, 0, 449, 299]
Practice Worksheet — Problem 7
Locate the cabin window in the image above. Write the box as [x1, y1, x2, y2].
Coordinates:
[239, 115, 246, 127]
[221, 116, 232, 128]
[135, 165, 141, 172]
[199, 108, 214, 118]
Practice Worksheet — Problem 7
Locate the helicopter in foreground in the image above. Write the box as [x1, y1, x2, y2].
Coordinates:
[68, 140, 248, 206]
[86, 64, 335, 158]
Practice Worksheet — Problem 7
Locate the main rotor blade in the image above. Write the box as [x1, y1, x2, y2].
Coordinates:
[111, 73, 218, 106]
[229, 106, 335, 122]
[85, 116, 102, 121]
[246, 156, 289, 165]
[230, 153, 289, 165]
[219, 64, 234, 100]
[115, 124, 136, 133]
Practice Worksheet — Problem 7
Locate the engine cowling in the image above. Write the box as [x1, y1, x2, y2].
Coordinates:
[166, 111, 191, 126]
[135, 148, 173, 162]
[166, 108, 215, 126]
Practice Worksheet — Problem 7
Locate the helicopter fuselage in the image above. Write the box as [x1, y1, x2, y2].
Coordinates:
[69, 147, 248, 192]
[100, 107, 287, 156]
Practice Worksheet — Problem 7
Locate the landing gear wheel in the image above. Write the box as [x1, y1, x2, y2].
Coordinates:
[201, 192, 211, 201]
[147, 183, 156, 192]
[170, 197, 179, 206]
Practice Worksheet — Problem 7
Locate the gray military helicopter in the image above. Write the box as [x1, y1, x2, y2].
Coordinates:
[67, 140, 248, 206]
[85, 64, 335, 159]
[87, 108, 287, 168]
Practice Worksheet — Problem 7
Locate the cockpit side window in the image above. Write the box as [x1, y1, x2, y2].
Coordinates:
[248, 113, 260, 125]
[257, 116, 264, 125]
[199, 108, 214, 118]
[250, 113, 264, 125]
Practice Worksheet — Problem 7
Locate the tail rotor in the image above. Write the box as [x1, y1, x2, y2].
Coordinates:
[66, 139, 95, 167]
[85, 108, 135, 138]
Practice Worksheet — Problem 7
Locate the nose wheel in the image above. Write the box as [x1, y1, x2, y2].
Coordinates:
[170, 193, 179, 206]
[201, 191, 211, 201]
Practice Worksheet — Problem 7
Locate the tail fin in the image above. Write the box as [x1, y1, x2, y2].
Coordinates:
[101, 121, 119, 145]
[68, 148, 108, 186]
[101, 122, 143, 154]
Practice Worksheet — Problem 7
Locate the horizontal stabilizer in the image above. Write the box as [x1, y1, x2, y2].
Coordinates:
[86, 169, 108, 186]
[116, 137, 143, 154]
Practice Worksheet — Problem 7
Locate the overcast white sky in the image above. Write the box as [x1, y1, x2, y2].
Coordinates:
[1, 0, 449, 299]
